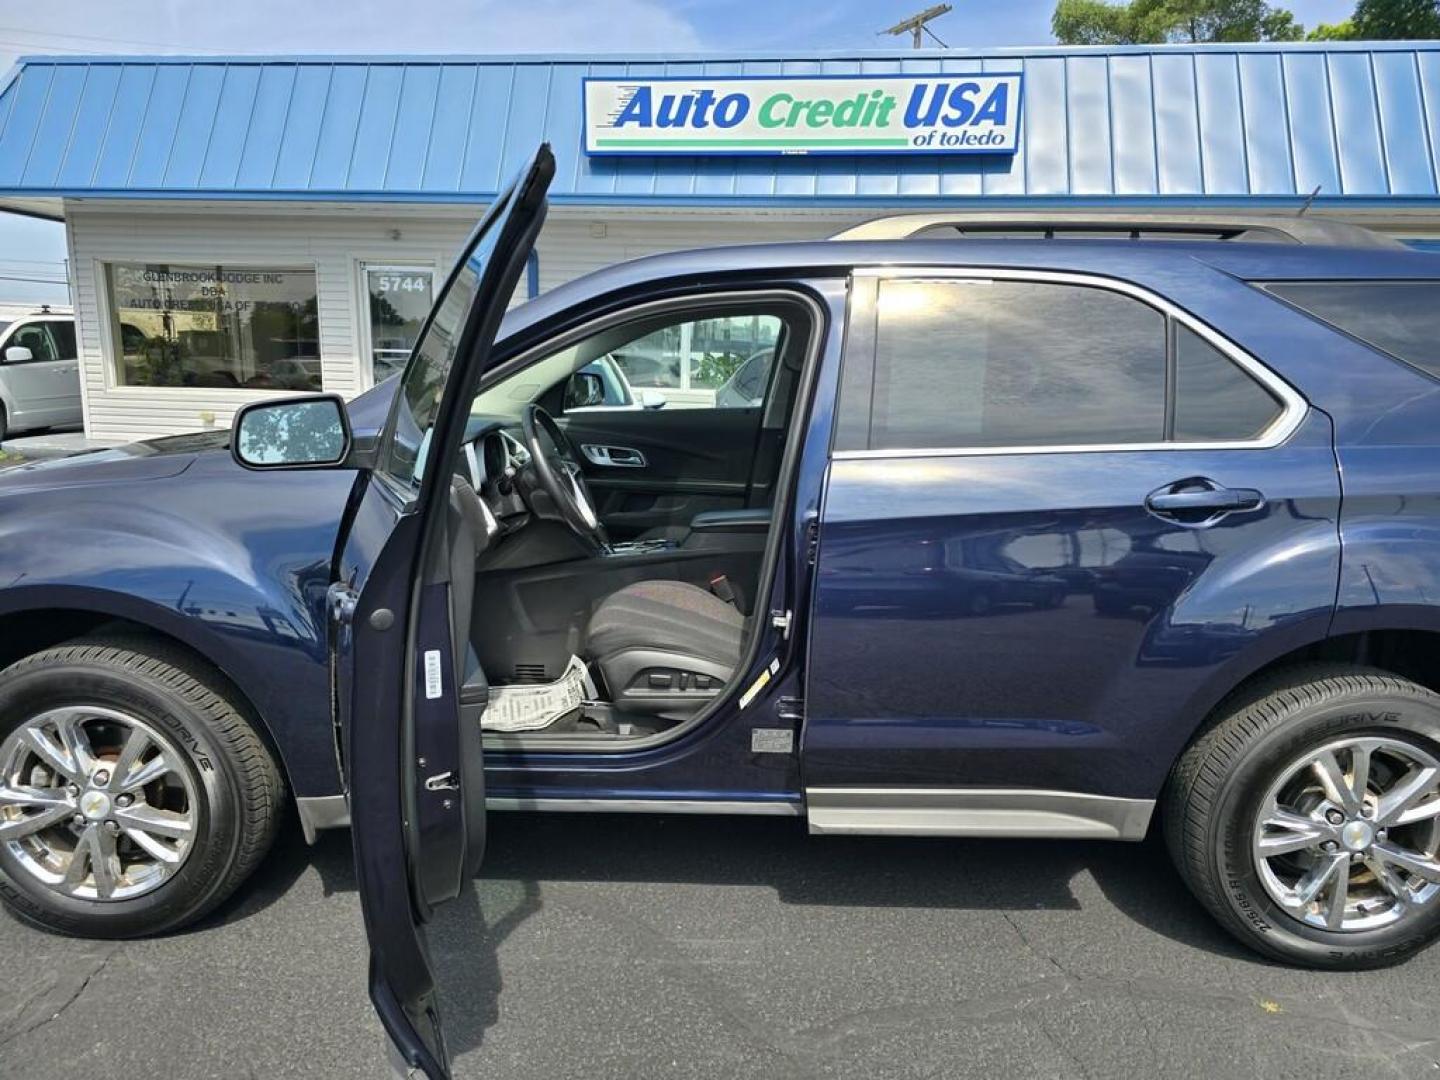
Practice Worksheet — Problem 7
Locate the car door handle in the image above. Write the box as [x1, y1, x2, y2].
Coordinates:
[581, 444, 646, 468]
[1145, 478, 1264, 523]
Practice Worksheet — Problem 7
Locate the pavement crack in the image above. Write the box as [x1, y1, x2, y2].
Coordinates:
[996, 911, 1092, 1079]
[998, 908, 1070, 980]
[0, 946, 118, 1049]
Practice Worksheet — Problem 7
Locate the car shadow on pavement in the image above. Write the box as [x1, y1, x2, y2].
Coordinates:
[448, 811, 1262, 1060]
[196, 806, 1257, 1061]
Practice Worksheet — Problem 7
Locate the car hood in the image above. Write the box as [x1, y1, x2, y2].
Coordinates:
[0, 430, 228, 492]
[0, 380, 400, 495]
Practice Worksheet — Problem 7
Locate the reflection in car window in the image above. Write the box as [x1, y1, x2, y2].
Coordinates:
[1172, 325, 1281, 442]
[1262, 280, 1440, 380]
[870, 280, 1167, 450]
[378, 268, 478, 488]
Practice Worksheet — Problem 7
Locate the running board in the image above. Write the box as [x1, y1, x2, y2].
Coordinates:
[294, 793, 799, 841]
[297, 789, 1153, 842]
[804, 788, 1155, 841]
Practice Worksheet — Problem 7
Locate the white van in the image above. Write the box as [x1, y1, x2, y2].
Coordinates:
[0, 307, 80, 442]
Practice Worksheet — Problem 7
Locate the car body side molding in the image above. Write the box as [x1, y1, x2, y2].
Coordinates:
[804, 788, 1156, 840]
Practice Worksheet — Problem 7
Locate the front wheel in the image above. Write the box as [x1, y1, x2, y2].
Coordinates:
[1165, 666, 1440, 968]
[0, 637, 284, 937]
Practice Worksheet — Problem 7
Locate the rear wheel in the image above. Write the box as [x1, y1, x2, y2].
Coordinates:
[1165, 666, 1440, 968]
[0, 637, 283, 937]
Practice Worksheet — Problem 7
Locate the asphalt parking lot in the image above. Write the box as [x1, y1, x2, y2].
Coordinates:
[1, 811, 1437, 1080]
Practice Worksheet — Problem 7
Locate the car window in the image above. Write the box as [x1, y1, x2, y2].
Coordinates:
[5, 323, 58, 363]
[716, 348, 774, 408]
[514, 310, 784, 416]
[47, 320, 77, 360]
[1172, 325, 1281, 442]
[1261, 281, 1440, 380]
[586, 313, 782, 412]
[868, 279, 1167, 451]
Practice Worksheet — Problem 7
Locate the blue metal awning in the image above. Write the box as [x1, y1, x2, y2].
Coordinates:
[2, 43, 1440, 208]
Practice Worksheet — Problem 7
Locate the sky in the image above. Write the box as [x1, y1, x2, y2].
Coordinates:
[0, 0, 1362, 307]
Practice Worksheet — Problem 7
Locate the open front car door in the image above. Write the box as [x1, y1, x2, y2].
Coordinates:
[230, 145, 554, 1078]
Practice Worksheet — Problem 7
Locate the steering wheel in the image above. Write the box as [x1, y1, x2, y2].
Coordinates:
[520, 404, 608, 549]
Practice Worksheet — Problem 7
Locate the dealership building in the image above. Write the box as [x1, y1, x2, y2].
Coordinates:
[1, 41, 1439, 442]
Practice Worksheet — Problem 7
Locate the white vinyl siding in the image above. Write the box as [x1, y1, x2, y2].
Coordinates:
[64, 201, 847, 442]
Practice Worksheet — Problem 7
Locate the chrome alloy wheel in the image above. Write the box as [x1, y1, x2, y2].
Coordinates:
[0, 707, 198, 901]
[1253, 736, 1440, 932]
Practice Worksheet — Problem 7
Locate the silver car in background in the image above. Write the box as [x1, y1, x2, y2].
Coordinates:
[0, 308, 81, 442]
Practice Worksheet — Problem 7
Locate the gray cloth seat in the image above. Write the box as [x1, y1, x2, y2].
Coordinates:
[586, 580, 746, 714]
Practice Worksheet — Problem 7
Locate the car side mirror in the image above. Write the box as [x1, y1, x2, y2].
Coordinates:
[231, 394, 352, 470]
[565, 371, 605, 409]
[639, 389, 667, 410]
[4, 345, 33, 364]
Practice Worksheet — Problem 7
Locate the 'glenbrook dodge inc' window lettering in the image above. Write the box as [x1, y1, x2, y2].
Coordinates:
[106, 262, 321, 391]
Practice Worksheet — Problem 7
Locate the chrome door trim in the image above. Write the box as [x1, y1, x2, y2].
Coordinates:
[486, 796, 803, 816]
[580, 444, 647, 468]
[832, 266, 1307, 460]
[804, 787, 1155, 840]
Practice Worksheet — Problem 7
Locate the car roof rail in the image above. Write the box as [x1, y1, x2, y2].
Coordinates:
[828, 211, 1405, 249]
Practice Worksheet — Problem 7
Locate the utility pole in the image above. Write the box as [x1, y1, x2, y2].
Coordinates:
[883, 4, 953, 49]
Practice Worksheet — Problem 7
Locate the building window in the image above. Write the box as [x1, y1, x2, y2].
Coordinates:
[106, 263, 321, 390]
[364, 265, 434, 385]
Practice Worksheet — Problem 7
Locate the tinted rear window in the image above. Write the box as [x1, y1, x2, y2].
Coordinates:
[870, 279, 1167, 450]
[1173, 324, 1282, 442]
[1263, 281, 1440, 378]
[48, 320, 76, 359]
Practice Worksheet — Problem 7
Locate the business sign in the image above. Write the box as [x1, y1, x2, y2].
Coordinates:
[583, 74, 1022, 157]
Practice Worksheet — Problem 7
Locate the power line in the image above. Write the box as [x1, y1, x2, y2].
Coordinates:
[0, 274, 68, 285]
[0, 24, 195, 52]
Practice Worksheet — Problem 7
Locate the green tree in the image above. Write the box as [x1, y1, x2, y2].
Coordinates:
[1307, 20, 1358, 39]
[1053, 0, 1304, 44]
[1352, 0, 1440, 37]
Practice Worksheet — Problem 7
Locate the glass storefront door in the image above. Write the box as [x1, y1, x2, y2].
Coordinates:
[363, 265, 434, 385]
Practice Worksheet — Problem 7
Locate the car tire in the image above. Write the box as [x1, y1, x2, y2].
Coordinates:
[0, 636, 284, 938]
[1164, 664, 1440, 969]
[0, 402, 8, 445]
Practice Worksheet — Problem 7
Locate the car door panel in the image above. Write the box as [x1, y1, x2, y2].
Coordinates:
[802, 270, 1342, 811]
[560, 407, 761, 536]
[805, 413, 1341, 801]
[331, 145, 553, 1079]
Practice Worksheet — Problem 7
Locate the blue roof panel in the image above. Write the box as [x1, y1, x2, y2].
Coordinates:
[3, 43, 1440, 207]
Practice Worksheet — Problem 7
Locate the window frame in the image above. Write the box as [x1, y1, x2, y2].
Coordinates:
[833, 266, 1304, 459]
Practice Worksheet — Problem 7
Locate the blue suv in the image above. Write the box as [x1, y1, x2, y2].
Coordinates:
[3, 148, 1440, 1070]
